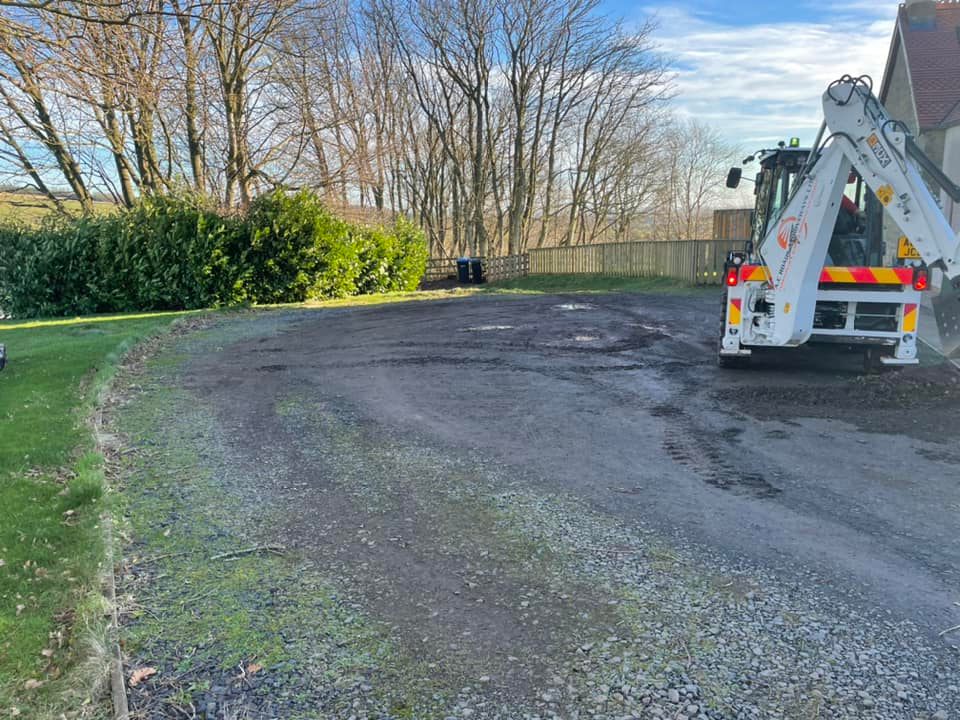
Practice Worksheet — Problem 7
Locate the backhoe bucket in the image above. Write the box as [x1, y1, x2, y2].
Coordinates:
[932, 276, 960, 357]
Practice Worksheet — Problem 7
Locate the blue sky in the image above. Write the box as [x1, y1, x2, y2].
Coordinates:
[604, 0, 902, 148]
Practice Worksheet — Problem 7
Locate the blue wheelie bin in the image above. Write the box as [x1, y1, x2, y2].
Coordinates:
[470, 258, 485, 284]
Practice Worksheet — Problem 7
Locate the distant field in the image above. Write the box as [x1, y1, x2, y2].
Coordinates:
[0, 192, 115, 224]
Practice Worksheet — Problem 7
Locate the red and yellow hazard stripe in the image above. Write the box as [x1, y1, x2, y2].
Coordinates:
[820, 267, 914, 284]
[728, 298, 742, 326]
[902, 303, 918, 333]
[739, 265, 914, 285]
[740, 265, 769, 283]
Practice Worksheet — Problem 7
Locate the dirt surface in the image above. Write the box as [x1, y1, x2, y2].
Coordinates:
[109, 291, 960, 719]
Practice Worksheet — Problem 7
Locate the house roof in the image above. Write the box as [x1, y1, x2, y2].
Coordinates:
[884, 1, 960, 131]
[944, 99, 960, 128]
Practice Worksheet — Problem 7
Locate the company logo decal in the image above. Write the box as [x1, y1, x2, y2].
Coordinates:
[773, 179, 817, 289]
[776, 216, 809, 250]
[867, 133, 892, 168]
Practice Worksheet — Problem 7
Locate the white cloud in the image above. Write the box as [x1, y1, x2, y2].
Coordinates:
[645, 4, 900, 148]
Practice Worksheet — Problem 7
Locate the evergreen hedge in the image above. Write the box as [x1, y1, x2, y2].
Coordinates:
[0, 190, 428, 318]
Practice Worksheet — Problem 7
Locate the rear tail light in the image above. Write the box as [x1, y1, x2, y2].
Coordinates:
[913, 268, 929, 291]
[726, 267, 740, 287]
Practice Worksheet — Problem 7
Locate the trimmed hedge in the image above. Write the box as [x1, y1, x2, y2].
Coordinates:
[0, 190, 428, 317]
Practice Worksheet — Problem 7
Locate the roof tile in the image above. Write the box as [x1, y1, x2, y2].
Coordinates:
[900, 2, 960, 129]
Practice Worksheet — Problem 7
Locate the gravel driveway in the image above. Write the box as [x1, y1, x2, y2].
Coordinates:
[110, 291, 960, 719]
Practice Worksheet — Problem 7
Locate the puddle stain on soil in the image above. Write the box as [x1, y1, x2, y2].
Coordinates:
[554, 303, 597, 311]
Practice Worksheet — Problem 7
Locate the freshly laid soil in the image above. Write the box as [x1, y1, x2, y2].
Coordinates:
[716, 359, 960, 439]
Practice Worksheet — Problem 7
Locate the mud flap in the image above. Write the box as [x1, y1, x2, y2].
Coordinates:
[932, 276, 960, 357]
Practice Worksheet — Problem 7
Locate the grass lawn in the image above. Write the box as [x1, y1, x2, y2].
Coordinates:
[297, 275, 703, 309]
[487, 273, 711, 294]
[0, 312, 182, 717]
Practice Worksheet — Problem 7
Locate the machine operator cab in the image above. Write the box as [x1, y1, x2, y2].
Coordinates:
[726, 140, 886, 268]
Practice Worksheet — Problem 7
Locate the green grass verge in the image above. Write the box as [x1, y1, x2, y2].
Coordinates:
[298, 287, 482, 308]
[486, 273, 709, 294]
[298, 275, 699, 311]
[0, 312, 182, 717]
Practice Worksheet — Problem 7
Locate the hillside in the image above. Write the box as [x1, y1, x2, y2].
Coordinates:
[0, 192, 115, 224]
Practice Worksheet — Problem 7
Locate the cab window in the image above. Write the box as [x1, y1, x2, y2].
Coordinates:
[769, 167, 792, 223]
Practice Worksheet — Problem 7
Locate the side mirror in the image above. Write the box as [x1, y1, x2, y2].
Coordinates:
[726, 167, 742, 189]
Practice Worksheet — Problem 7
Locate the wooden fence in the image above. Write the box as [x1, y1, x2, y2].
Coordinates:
[423, 254, 529, 283]
[713, 209, 753, 241]
[424, 257, 458, 282]
[527, 239, 743, 285]
[484, 254, 529, 281]
[424, 239, 744, 286]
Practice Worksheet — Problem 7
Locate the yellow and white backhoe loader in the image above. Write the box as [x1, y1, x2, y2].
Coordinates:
[721, 74, 960, 370]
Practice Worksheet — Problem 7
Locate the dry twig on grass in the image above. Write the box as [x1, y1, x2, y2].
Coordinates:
[209, 545, 286, 562]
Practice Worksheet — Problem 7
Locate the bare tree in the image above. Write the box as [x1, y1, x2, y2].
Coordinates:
[0, 22, 94, 208]
[170, 0, 207, 192]
[0, 0, 735, 255]
[656, 119, 738, 240]
[201, 0, 302, 207]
